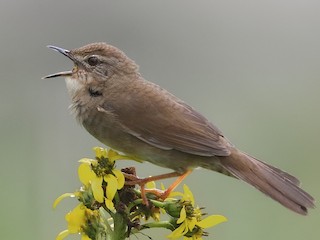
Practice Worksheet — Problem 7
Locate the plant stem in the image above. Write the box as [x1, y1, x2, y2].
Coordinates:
[140, 221, 175, 231]
[111, 212, 127, 240]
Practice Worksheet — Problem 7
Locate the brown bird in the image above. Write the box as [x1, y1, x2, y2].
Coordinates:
[44, 42, 315, 215]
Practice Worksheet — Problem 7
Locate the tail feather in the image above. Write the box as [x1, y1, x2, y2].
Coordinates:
[218, 149, 315, 215]
[255, 157, 300, 185]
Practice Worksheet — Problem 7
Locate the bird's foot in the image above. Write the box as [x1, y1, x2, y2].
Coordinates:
[124, 170, 192, 205]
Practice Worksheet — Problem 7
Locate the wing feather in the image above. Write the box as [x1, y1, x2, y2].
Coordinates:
[101, 80, 230, 157]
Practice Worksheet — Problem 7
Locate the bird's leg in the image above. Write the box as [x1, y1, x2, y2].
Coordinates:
[124, 170, 193, 204]
[124, 171, 181, 185]
[159, 170, 192, 199]
[125, 171, 181, 205]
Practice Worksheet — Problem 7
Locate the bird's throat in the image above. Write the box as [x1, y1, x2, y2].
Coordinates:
[65, 76, 84, 99]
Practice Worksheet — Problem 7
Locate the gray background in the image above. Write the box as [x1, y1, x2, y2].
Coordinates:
[1, 0, 319, 239]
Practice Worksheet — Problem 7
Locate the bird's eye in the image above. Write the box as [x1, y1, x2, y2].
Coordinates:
[87, 56, 99, 66]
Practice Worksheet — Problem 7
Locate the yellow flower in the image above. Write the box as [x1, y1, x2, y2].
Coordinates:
[93, 147, 132, 162]
[78, 162, 104, 203]
[78, 148, 126, 210]
[65, 204, 86, 233]
[56, 203, 93, 240]
[167, 185, 227, 240]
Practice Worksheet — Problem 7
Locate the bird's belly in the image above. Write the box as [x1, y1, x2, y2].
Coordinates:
[81, 111, 207, 173]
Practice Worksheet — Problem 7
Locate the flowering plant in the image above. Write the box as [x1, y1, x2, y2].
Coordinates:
[54, 147, 227, 240]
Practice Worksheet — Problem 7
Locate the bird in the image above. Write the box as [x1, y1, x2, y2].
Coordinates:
[43, 42, 315, 215]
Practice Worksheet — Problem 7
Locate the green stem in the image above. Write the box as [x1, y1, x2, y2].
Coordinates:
[126, 198, 166, 214]
[149, 199, 166, 208]
[111, 212, 127, 240]
[140, 221, 175, 231]
[126, 199, 143, 213]
[99, 208, 113, 235]
[100, 207, 127, 240]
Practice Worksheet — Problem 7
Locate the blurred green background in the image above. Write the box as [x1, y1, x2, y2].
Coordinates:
[1, 0, 319, 239]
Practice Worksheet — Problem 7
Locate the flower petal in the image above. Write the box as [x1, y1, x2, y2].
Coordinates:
[108, 149, 133, 162]
[177, 206, 186, 224]
[112, 169, 125, 189]
[168, 191, 184, 199]
[196, 215, 227, 229]
[105, 198, 115, 211]
[167, 222, 187, 239]
[107, 149, 118, 161]
[145, 181, 156, 189]
[56, 230, 69, 240]
[53, 193, 77, 209]
[78, 163, 95, 187]
[182, 185, 194, 206]
[93, 147, 107, 159]
[66, 204, 86, 233]
[81, 234, 92, 240]
[104, 174, 118, 200]
[183, 237, 193, 240]
[187, 217, 196, 231]
[79, 158, 96, 164]
[181, 221, 189, 235]
[91, 177, 104, 203]
[160, 183, 166, 190]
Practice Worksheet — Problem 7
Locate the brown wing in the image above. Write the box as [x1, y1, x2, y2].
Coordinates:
[101, 81, 231, 157]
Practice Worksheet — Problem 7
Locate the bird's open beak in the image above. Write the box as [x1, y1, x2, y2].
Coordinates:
[42, 70, 73, 79]
[42, 45, 74, 79]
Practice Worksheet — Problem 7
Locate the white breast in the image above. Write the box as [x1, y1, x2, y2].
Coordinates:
[65, 76, 84, 98]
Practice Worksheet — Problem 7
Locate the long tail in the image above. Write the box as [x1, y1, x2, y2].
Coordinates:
[216, 148, 315, 215]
